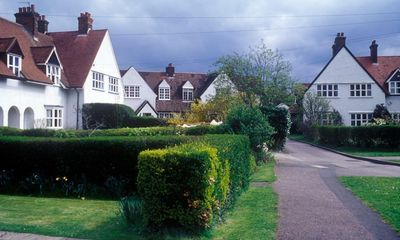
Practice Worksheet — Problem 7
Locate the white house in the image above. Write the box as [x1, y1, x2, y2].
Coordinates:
[120, 64, 225, 118]
[306, 33, 400, 126]
[0, 5, 123, 129]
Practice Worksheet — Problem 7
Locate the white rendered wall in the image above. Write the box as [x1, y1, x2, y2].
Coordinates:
[82, 31, 124, 105]
[122, 67, 157, 111]
[0, 77, 67, 129]
[306, 48, 386, 126]
[387, 96, 400, 114]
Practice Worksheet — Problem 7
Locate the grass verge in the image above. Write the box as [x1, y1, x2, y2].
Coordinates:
[0, 161, 277, 240]
[210, 160, 277, 240]
[339, 176, 400, 233]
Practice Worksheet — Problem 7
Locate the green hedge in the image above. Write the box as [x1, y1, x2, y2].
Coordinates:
[313, 125, 400, 148]
[82, 103, 136, 129]
[137, 134, 252, 229]
[0, 136, 192, 197]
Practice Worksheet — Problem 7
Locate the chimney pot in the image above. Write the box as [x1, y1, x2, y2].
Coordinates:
[15, 5, 40, 36]
[38, 15, 49, 34]
[166, 63, 175, 77]
[78, 12, 93, 34]
[332, 32, 346, 57]
[370, 40, 378, 64]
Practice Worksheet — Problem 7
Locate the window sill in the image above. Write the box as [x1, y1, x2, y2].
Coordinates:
[320, 97, 340, 99]
[348, 96, 373, 99]
[92, 88, 105, 92]
[108, 91, 120, 95]
[125, 97, 141, 99]
[159, 99, 171, 101]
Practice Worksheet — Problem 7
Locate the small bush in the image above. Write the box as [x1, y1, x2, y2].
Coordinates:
[182, 125, 227, 136]
[82, 103, 136, 129]
[224, 105, 275, 152]
[0, 127, 22, 136]
[124, 117, 167, 128]
[120, 195, 144, 225]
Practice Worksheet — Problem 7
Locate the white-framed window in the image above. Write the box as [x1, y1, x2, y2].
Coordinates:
[350, 113, 372, 126]
[7, 54, 22, 77]
[350, 83, 371, 97]
[158, 112, 173, 119]
[109, 77, 119, 94]
[46, 64, 61, 85]
[392, 113, 400, 122]
[183, 88, 194, 101]
[92, 72, 104, 90]
[124, 85, 140, 98]
[317, 84, 338, 97]
[159, 87, 170, 100]
[318, 112, 334, 125]
[389, 81, 400, 95]
[46, 108, 63, 129]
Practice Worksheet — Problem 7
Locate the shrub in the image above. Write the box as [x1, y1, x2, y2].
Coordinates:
[0, 127, 22, 136]
[224, 105, 275, 152]
[120, 195, 144, 225]
[137, 134, 252, 229]
[0, 135, 192, 197]
[182, 125, 227, 136]
[138, 143, 230, 229]
[82, 103, 136, 129]
[260, 106, 291, 150]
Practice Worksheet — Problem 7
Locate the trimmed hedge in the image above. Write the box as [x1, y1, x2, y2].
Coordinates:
[82, 103, 136, 129]
[0, 136, 193, 197]
[312, 125, 400, 148]
[124, 117, 167, 128]
[137, 134, 252, 229]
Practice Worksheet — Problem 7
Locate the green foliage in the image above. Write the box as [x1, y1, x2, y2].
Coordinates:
[138, 143, 230, 229]
[0, 135, 191, 198]
[224, 104, 275, 152]
[260, 106, 291, 150]
[373, 104, 391, 120]
[182, 125, 227, 136]
[82, 103, 136, 129]
[214, 40, 294, 107]
[119, 195, 144, 225]
[0, 127, 22, 136]
[137, 134, 252, 229]
[312, 125, 400, 148]
[302, 91, 330, 126]
[124, 116, 168, 128]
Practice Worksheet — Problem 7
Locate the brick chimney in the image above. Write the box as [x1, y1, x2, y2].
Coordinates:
[78, 12, 93, 34]
[15, 4, 40, 36]
[166, 63, 175, 77]
[332, 32, 346, 57]
[370, 40, 378, 64]
[38, 15, 49, 34]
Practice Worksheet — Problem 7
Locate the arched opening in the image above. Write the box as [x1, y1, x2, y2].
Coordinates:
[24, 107, 35, 129]
[8, 106, 20, 129]
[0, 107, 3, 126]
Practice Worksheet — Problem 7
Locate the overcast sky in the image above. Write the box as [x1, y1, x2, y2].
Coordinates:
[1, 0, 399, 82]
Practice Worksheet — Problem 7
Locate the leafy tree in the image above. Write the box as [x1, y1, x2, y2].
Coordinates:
[214, 40, 294, 107]
[373, 104, 391, 120]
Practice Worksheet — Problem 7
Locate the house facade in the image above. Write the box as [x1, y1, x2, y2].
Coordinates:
[0, 5, 123, 129]
[306, 33, 400, 126]
[120, 64, 225, 118]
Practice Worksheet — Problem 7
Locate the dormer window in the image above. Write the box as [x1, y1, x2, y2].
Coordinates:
[7, 54, 22, 77]
[182, 81, 194, 101]
[389, 81, 400, 95]
[47, 64, 60, 85]
[183, 88, 193, 101]
[159, 87, 170, 100]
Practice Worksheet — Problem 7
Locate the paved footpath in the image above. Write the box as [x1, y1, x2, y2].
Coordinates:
[0, 231, 79, 240]
[274, 140, 400, 240]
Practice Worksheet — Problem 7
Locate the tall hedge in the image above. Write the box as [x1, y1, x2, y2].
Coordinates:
[82, 103, 136, 129]
[0, 136, 192, 197]
[137, 134, 252, 229]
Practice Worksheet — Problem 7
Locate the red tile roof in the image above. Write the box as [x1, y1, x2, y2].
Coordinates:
[356, 56, 400, 93]
[0, 37, 16, 52]
[48, 29, 107, 88]
[138, 71, 216, 112]
[0, 17, 54, 84]
[30, 46, 54, 64]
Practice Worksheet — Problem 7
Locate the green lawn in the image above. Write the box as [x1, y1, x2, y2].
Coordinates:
[340, 176, 400, 233]
[0, 161, 278, 240]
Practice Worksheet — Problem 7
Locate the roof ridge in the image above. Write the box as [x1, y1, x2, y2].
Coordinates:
[138, 70, 208, 75]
